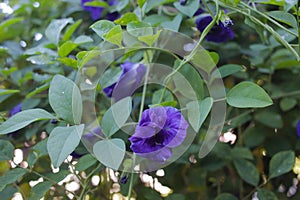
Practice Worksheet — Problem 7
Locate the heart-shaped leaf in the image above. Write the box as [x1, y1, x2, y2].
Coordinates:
[47, 125, 84, 168]
[93, 138, 126, 170]
[101, 97, 132, 138]
[174, 0, 199, 18]
[186, 97, 213, 132]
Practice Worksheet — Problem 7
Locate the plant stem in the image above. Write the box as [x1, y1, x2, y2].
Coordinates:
[219, 2, 300, 61]
[271, 90, 300, 99]
[158, 0, 220, 103]
[240, 1, 298, 37]
[127, 50, 152, 199]
[297, 0, 300, 57]
[79, 163, 102, 199]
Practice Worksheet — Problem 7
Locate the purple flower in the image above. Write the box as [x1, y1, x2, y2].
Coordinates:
[129, 106, 188, 163]
[119, 175, 128, 184]
[9, 103, 22, 117]
[195, 14, 234, 43]
[71, 151, 85, 159]
[103, 61, 146, 101]
[179, 0, 187, 5]
[297, 120, 300, 139]
[81, 0, 120, 21]
[50, 119, 58, 124]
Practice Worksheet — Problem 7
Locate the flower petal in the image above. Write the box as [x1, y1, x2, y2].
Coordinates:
[296, 120, 300, 139]
[137, 147, 172, 164]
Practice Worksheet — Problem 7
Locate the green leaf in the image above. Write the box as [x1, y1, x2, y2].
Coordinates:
[104, 25, 123, 47]
[57, 57, 78, 69]
[0, 168, 27, 191]
[217, 64, 244, 78]
[45, 170, 69, 183]
[151, 89, 174, 104]
[174, 0, 200, 18]
[127, 21, 153, 37]
[58, 41, 78, 57]
[28, 181, 52, 200]
[45, 18, 74, 45]
[90, 20, 115, 39]
[93, 138, 126, 170]
[221, 0, 240, 6]
[253, 0, 284, 7]
[145, 0, 174, 12]
[161, 14, 183, 32]
[244, 125, 266, 148]
[191, 50, 216, 74]
[284, 0, 297, 11]
[26, 54, 53, 65]
[28, 139, 49, 167]
[84, 1, 108, 7]
[49, 75, 83, 124]
[0, 185, 18, 200]
[186, 97, 213, 132]
[0, 140, 14, 161]
[215, 193, 238, 200]
[0, 17, 24, 42]
[269, 150, 295, 179]
[231, 147, 254, 160]
[74, 35, 93, 44]
[114, 12, 139, 25]
[47, 125, 84, 168]
[0, 109, 55, 135]
[176, 62, 205, 100]
[280, 98, 297, 111]
[226, 82, 273, 108]
[138, 30, 162, 46]
[0, 89, 19, 96]
[101, 97, 132, 137]
[100, 67, 122, 88]
[254, 111, 283, 128]
[257, 188, 278, 200]
[115, 0, 130, 11]
[268, 11, 297, 29]
[165, 194, 186, 200]
[26, 83, 50, 98]
[233, 159, 259, 186]
[62, 19, 82, 42]
[149, 101, 178, 108]
[0, 17, 24, 33]
[75, 154, 97, 171]
[138, 0, 146, 8]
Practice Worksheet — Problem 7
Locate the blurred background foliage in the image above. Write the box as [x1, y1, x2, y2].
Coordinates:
[0, 0, 300, 199]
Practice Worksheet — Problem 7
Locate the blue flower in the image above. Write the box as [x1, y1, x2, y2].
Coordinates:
[9, 103, 22, 117]
[179, 0, 188, 5]
[81, 0, 120, 21]
[296, 120, 300, 139]
[103, 61, 146, 101]
[129, 106, 188, 163]
[195, 14, 234, 43]
[119, 175, 128, 184]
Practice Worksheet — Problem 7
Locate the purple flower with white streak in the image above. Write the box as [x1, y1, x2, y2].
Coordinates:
[129, 106, 188, 163]
[103, 61, 146, 101]
[195, 14, 234, 43]
[81, 0, 120, 21]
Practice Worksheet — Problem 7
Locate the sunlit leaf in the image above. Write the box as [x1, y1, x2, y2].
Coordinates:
[47, 125, 84, 168]
[93, 138, 126, 169]
[227, 82, 273, 108]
